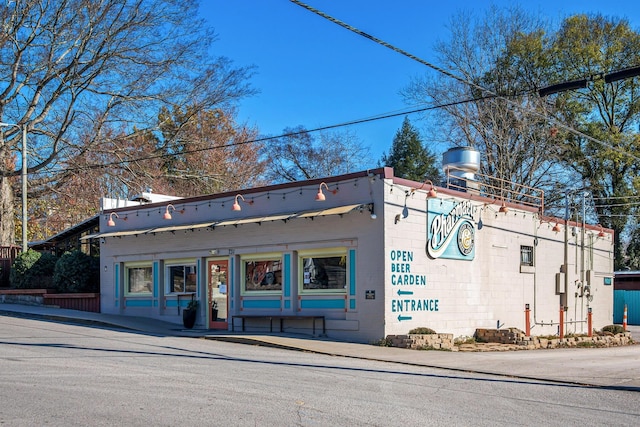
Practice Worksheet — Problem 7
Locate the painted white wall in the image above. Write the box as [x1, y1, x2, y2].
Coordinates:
[97, 170, 614, 344]
[381, 179, 614, 340]
[99, 173, 385, 341]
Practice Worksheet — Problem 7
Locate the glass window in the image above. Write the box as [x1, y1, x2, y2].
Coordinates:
[243, 257, 282, 292]
[300, 250, 347, 293]
[167, 263, 197, 293]
[520, 246, 534, 266]
[125, 264, 152, 295]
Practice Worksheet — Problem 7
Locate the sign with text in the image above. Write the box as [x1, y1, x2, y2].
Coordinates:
[389, 250, 439, 322]
[427, 199, 476, 261]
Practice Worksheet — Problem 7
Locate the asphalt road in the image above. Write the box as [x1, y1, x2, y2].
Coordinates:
[1, 315, 639, 426]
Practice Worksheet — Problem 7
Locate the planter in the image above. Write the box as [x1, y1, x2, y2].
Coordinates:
[183, 308, 197, 329]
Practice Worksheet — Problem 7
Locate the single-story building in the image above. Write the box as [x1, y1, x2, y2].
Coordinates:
[86, 150, 614, 343]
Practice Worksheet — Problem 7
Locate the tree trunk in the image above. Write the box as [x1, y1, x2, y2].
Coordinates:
[0, 176, 16, 246]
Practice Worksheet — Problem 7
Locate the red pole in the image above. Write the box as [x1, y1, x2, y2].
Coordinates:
[623, 304, 628, 332]
[587, 307, 592, 337]
[559, 305, 564, 339]
[525, 304, 531, 337]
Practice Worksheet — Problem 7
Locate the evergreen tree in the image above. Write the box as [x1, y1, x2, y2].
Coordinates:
[381, 117, 440, 182]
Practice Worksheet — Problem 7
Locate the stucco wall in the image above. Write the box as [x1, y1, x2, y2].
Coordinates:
[99, 172, 386, 342]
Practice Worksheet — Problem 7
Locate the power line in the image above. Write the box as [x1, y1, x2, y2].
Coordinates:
[289, 0, 640, 164]
[44, 96, 497, 174]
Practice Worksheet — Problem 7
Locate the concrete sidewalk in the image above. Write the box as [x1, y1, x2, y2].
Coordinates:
[1, 302, 639, 391]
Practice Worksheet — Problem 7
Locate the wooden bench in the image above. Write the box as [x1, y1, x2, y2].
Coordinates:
[232, 315, 325, 336]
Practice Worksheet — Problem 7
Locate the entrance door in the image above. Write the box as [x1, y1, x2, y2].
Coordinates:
[207, 259, 228, 329]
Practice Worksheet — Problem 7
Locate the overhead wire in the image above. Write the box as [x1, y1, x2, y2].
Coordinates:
[288, 0, 640, 164]
[21, 0, 640, 205]
[40, 95, 499, 174]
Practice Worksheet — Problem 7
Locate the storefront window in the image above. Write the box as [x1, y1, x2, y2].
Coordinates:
[167, 263, 197, 293]
[243, 256, 282, 292]
[125, 263, 152, 295]
[300, 250, 347, 293]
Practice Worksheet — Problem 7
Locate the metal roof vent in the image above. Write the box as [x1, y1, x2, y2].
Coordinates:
[442, 147, 480, 191]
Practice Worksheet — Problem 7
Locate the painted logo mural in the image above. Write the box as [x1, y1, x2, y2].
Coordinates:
[427, 199, 477, 260]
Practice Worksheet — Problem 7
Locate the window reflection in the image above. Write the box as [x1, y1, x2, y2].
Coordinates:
[302, 255, 346, 290]
[244, 259, 282, 291]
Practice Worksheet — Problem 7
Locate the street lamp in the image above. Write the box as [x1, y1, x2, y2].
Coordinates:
[0, 122, 28, 253]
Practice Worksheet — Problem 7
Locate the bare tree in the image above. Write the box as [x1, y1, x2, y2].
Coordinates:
[0, 0, 256, 244]
[262, 126, 371, 183]
[401, 6, 574, 208]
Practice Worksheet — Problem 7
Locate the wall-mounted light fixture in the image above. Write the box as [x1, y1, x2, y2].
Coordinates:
[400, 191, 411, 219]
[368, 204, 377, 219]
[411, 179, 438, 198]
[107, 212, 119, 227]
[232, 194, 253, 211]
[164, 204, 176, 220]
[597, 224, 607, 238]
[499, 200, 508, 214]
[552, 223, 562, 233]
[315, 182, 338, 201]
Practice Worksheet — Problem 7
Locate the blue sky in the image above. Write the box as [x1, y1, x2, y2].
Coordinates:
[199, 1, 640, 165]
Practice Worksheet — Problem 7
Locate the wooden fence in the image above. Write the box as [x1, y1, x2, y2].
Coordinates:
[0, 288, 100, 313]
[0, 246, 20, 288]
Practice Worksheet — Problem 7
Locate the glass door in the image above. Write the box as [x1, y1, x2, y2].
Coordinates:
[207, 259, 228, 329]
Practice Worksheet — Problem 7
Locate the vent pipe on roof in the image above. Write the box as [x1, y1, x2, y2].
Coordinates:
[442, 147, 480, 191]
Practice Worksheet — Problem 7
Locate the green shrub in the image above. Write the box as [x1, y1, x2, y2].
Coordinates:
[601, 324, 625, 335]
[408, 327, 436, 335]
[9, 249, 58, 289]
[53, 250, 100, 293]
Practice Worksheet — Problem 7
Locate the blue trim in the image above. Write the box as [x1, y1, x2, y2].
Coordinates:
[153, 261, 159, 297]
[114, 263, 120, 299]
[301, 298, 345, 310]
[197, 259, 201, 299]
[284, 253, 291, 297]
[349, 249, 356, 296]
[164, 298, 197, 309]
[350, 299, 356, 310]
[284, 300, 291, 309]
[243, 299, 281, 309]
[230, 257, 234, 310]
[125, 299, 153, 308]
